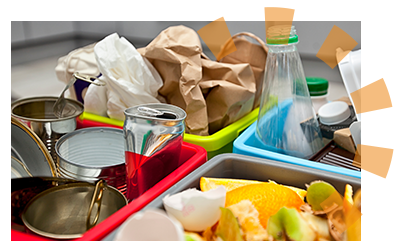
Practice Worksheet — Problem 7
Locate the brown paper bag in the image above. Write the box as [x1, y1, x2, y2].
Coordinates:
[138, 25, 257, 136]
[200, 58, 255, 134]
[218, 32, 268, 109]
[137, 25, 207, 135]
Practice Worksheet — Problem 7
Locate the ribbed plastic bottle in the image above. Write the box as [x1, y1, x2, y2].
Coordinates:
[256, 25, 324, 159]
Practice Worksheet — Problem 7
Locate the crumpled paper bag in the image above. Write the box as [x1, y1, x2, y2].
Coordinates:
[94, 33, 164, 120]
[138, 25, 257, 135]
[200, 58, 255, 134]
[218, 32, 268, 109]
[138, 25, 205, 135]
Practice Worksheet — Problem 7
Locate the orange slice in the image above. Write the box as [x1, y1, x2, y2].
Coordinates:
[225, 182, 305, 228]
[200, 177, 307, 200]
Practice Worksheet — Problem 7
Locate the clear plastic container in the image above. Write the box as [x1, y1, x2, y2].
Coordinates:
[256, 25, 324, 159]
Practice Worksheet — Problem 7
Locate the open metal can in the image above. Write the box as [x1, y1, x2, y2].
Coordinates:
[55, 127, 126, 194]
[21, 179, 127, 240]
[123, 103, 186, 201]
[11, 96, 84, 164]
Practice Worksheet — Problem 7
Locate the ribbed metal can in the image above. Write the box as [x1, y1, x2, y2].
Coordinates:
[55, 127, 126, 194]
[123, 103, 186, 201]
[11, 96, 83, 164]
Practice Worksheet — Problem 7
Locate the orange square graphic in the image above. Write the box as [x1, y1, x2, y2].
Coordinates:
[264, 7, 295, 21]
[354, 144, 393, 178]
[264, 7, 295, 45]
[197, 17, 236, 60]
[320, 191, 362, 235]
[351, 78, 392, 114]
[350, 77, 393, 114]
[361, 77, 393, 113]
[316, 25, 358, 69]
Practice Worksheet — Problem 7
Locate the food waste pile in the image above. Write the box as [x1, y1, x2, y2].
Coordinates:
[161, 177, 361, 241]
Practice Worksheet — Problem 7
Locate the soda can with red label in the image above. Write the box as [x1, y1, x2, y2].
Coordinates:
[123, 103, 186, 201]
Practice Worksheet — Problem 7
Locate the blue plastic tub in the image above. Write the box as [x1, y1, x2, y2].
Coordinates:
[233, 122, 361, 179]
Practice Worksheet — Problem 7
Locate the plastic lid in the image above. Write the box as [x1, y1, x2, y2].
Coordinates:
[318, 101, 351, 125]
[306, 77, 329, 96]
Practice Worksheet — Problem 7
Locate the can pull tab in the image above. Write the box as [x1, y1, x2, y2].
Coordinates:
[137, 107, 164, 117]
[86, 179, 105, 230]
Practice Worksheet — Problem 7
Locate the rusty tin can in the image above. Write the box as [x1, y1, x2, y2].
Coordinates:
[123, 103, 186, 201]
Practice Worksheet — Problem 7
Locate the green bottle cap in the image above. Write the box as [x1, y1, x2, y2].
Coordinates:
[306, 77, 329, 96]
[266, 35, 298, 45]
[266, 25, 299, 45]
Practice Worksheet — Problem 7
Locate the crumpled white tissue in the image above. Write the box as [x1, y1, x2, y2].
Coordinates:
[93, 33, 164, 120]
[55, 43, 99, 100]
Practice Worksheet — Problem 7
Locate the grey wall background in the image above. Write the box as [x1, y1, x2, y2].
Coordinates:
[11, 21, 361, 83]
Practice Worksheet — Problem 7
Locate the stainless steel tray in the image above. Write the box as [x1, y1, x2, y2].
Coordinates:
[145, 153, 361, 209]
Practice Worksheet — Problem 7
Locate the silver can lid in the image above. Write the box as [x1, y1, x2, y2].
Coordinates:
[124, 103, 186, 121]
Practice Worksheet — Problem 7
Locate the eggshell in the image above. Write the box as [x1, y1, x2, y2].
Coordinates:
[162, 186, 226, 232]
[114, 208, 184, 241]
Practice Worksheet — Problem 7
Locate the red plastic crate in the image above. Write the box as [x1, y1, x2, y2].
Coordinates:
[76, 117, 123, 129]
[11, 141, 207, 241]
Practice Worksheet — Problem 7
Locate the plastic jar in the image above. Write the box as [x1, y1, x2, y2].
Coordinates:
[306, 77, 329, 113]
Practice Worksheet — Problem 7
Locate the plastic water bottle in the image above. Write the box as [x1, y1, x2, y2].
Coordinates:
[256, 25, 324, 159]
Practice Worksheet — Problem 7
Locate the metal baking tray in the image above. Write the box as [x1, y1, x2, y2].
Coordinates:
[145, 153, 361, 207]
[104, 153, 361, 240]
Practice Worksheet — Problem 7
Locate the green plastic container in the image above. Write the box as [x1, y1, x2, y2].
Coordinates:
[78, 108, 259, 159]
